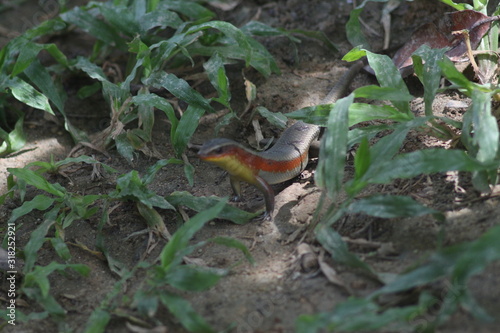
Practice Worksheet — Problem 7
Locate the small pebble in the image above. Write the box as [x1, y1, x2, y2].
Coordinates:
[445, 100, 468, 109]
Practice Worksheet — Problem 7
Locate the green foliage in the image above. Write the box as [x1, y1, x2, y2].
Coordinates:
[6, 153, 255, 330]
[294, 1, 500, 331]
[297, 293, 434, 333]
[166, 191, 260, 224]
[4, 0, 500, 332]
[0, 0, 290, 159]
[2, 3, 286, 327]
[300, 225, 500, 332]
[84, 201, 253, 333]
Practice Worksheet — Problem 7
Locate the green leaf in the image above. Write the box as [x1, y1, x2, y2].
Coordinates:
[439, 57, 475, 93]
[348, 103, 413, 125]
[8, 168, 64, 197]
[296, 294, 430, 333]
[24, 262, 90, 298]
[160, 0, 215, 20]
[71, 56, 108, 82]
[140, 8, 183, 32]
[203, 53, 231, 108]
[173, 105, 205, 156]
[60, 6, 126, 49]
[136, 202, 171, 239]
[346, 8, 370, 49]
[348, 195, 440, 218]
[21, 17, 67, 40]
[187, 42, 279, 78]
[209, 236, 255, 265]
[187, 21, 252, 66]
[367, 149, 497, 184]
[83, 309, 111, 333]
[342, 46, 367, 62]
[439, 0, 469, 10]
[95, 200, 128, 278]
[132, 93, 178, 142]
[242, 21, 299, 43]
[366, 51, 411, 114]
[354, 136, 370, 180]
[315, 94, 354, 199]
[184, 160, 195, 187]
[165, 265, 226, 292]
[347, 124, 397, 149]
[10, 39, 44, 77]
[287, 103, 412, 129]
[24, 59, 89, 143]
[160, 292, 215, 333]
[115, 133, 135, 163]
[0, 114, 26, 156]
[371, 225, 500, 322]
[8, 77, 54, 115]
[166, 191, 259, 224]
[23, 59, 66, 114]
[109, 170, 175, 210]
[11, 40, 67, 77]
[256, 106, 288, 129]
[353, 85, 414, 102]
[316, 226, 380, 281]
[133, 290, 159, 318]
[23, 213, 56, 273]
[148, 32, 200, 70]
[361, 117, 430, 179]
[50, 237, 71, 260]
[160, 200, 226, 269]
[412, 45, 448, 116]
[94, 2, 141, 36]
[469, 89, 498, 163]
[143, 158, 183, 185]
[145, 72, 214, 112]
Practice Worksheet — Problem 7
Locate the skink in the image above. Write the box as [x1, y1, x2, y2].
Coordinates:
[198, 61, 363, 218]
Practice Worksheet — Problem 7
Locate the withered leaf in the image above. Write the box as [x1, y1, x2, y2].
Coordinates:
[392, 10, 499, 76]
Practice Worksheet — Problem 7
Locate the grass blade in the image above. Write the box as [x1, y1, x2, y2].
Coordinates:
[0, 115, 26, 156]
[469, 89, 498, 163]
[203, 52, 231, 109]
[346, 7, 370, 49]
[60, 6, 126, 49]
[160, 292, 215, 333]
[173, 105, 206, 156]
[348, 195, 441, 218]
[366, 51, 411, 114]
[369, 148, 496, 184]
[166, 191, 258, 224]
[412, 45, 448, 116]
[316, 226, 380, 281]
[145, 72, 214, 113]
[8, 168, 65, 197]
[160, 200, 226, 269]
[165, 265, 226, 292]
[23, 211, 57, 273]
[8, 77, 55, 115]
[315, 94, 354, 199]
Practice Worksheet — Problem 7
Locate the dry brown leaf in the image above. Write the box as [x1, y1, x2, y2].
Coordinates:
[392, 10, 499, 76]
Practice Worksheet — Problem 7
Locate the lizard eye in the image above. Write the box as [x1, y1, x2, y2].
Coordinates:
[213, 147, 224, 154]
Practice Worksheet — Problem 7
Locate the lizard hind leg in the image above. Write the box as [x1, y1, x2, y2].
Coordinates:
[229, 176, 242, 202]
[230, 175, 275, 219]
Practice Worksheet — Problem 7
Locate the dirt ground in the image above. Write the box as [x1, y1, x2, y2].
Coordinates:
[1, 0, 500, 332]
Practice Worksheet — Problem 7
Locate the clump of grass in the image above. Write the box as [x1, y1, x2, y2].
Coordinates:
[292, 0, 500, 331]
